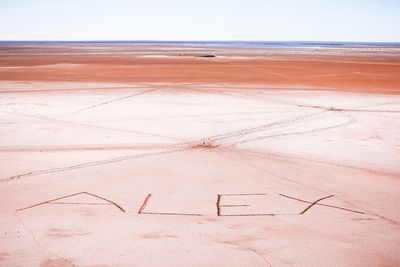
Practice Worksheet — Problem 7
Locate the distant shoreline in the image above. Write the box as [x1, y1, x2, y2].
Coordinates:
[1, 41, 400, 50]
[0, 40, 400, 47]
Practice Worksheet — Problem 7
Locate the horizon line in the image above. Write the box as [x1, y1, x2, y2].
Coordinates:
[0, 40, 400, 45]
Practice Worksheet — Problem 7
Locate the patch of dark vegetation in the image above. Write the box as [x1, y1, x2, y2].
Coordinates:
[197, 54, 216, 58]
[177, 54, 216, 58]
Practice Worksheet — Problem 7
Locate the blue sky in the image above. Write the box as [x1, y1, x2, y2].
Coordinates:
[0, 0, 399, 42]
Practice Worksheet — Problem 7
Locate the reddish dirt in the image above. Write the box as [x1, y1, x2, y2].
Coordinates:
[0, 43, 399, 95]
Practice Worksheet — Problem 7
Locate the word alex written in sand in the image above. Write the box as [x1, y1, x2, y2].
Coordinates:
[16, 191, 365, 217]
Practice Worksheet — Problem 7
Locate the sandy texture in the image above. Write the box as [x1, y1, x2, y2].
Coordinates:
[0, 43, 400, 266]
[1, 43, 400, 94]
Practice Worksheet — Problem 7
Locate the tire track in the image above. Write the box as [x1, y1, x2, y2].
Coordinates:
[297, 104, 400, 113]
[1, 148, 185, 183]
[0, 85, 141, 94]
[201, 110, 355, 147]
[0, 91, 358, 184]
[66, 88, 156, 115]
[207, 111, 330, 144]
[0, 143, 183, 152]
[228, 112, 357, 146]
[0, 109, 188, 143]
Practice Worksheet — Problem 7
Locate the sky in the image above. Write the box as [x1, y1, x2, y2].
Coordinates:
[0, 0, 399, 42]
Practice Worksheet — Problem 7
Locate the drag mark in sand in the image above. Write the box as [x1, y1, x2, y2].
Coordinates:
[138, 193, 203, 216]
[217, 193, 278, 217]
[47, 202, 112, 205]
[16, 192, 126, 212]
[217, 193, 366, 216]
[216, 194, 221, 216]
[138, 193, 151, 214]
[279, 193, 365, 214]
[299, 194, 334, 215]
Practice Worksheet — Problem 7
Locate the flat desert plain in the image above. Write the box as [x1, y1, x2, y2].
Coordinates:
[0, 43, 400, 266]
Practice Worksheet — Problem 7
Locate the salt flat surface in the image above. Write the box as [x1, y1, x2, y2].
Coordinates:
[0, 82, 400, 266]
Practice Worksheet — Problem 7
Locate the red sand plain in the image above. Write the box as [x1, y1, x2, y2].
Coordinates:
[1, 43, 400, 94]
[0, 43, 400, 266]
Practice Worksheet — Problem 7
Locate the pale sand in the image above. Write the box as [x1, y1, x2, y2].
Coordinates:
[0, 43, 400, 266]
